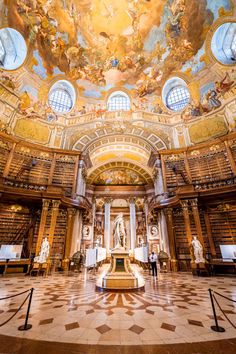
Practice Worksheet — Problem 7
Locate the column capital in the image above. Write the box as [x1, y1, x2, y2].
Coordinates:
[189, 198, 198, 208]
[104, 197, 113, 204]
[181, 200, 189, 210]
[128, 197, 136, 204]
[42, 199, 50, 210]
[52, 200, 61, 209]
[165, 208, 173, 218]
[67, 207, 77, 217]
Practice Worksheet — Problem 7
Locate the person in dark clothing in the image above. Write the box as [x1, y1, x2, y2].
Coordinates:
[149, 251, 158, 276]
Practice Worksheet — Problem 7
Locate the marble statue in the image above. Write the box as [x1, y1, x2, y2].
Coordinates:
[192, 236, 205, 264]
[113, 213, 126, 249]
[34, 237, 50, 264]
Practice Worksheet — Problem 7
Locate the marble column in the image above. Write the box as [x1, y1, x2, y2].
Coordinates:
[181, 200, 194, 262]
[91, 197, 96, 245]
[62, 208, 77, 270]
[70, 210, 83, 257]
[159, 210, 170, 255]
[129, 198, 136, 254]
[76, 160, 86, 197]
[48, 200, 61, 255]
[165, 208, 178, 271]
[35, 199, 50, 256]
[104, 198, 112, 253]
[153, 158, 165, 198]
[144, 198, 149, 242]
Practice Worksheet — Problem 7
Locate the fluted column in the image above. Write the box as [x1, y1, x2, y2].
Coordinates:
[104, 198, 112, 253]
[62, 208, 77, 269]
[181, 200, 194, 262]
[48, 200, 61, 255]
[165, 208, 178, 271]
[35, 199, 50, 256]
[129, 197, 136, 254]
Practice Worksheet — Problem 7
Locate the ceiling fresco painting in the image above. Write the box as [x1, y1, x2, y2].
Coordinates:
[0, 0, 233, 109]
[94, 168, 146, 186]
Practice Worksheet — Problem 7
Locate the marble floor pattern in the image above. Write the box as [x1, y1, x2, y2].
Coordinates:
[0, 266, 236, 347]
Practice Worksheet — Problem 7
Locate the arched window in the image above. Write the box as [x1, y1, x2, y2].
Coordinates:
[48, 80, 75, 113]
[211, 22, 236, 65]
[107, 91, 131, 111]
[162, 77, 190, 112]
[166, 86, 190, 111]
[0, 28, 27, 70]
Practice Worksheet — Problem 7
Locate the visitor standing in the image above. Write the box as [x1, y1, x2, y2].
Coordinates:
[149, 251, 158, 277]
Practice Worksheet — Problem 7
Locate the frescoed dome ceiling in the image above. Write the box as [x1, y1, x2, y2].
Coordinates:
[2, 0, 234, 102]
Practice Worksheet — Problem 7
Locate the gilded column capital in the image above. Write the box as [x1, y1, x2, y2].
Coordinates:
[52, 200, 61, 209]
[165, 208, 173, 218]
[128, 197, 136, 204]
[67, 207, 77, 218]
[104, 197, 113, 204]
[189, 198, 198, 208]
[181, 200, 189, 211]
[42, 199, 50, 210]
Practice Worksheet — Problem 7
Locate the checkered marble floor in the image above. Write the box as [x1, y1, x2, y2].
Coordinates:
[0, 265, 236, 345]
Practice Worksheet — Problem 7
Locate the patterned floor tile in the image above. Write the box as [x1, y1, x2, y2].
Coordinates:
[129, 324, 144, 334]
[161, 322, 176, 332]
[39, 318, 54, 325]
[188, 319, 204, 327]
[96, 324, 111, 334]
[65, 322, 80, 331]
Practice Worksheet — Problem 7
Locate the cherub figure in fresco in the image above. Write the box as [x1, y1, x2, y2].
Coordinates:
[19, 91, 31, 112]
[206, 89, 221, 110]
[215, 73, 234, 97]
[0, 73, 16, 90]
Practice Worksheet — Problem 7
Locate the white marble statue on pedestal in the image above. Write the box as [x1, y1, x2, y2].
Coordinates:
[34, 237, 50, 263]
[192, 236, 205, 263]
[113, 213, 126, 249]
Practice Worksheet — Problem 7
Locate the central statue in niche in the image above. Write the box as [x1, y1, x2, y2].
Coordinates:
[113, 213, 126, 249]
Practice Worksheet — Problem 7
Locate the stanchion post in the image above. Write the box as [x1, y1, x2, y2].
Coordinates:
[18, 288, 34, 331]
[208, 288, 225, 333]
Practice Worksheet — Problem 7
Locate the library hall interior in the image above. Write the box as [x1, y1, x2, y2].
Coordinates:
[0, 1, 236, 353]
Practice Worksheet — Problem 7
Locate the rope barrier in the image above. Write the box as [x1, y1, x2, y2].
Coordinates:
[213, 293, 236, 330]
[0, 293, 30, 327]
[213, 290, 236, 303]
[209, 288, 236, 333]
[0, 289, 31, 301]
[0, 288, 34, 331]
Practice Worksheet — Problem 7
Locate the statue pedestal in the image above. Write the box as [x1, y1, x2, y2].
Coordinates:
[96, 248, 144, 291]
